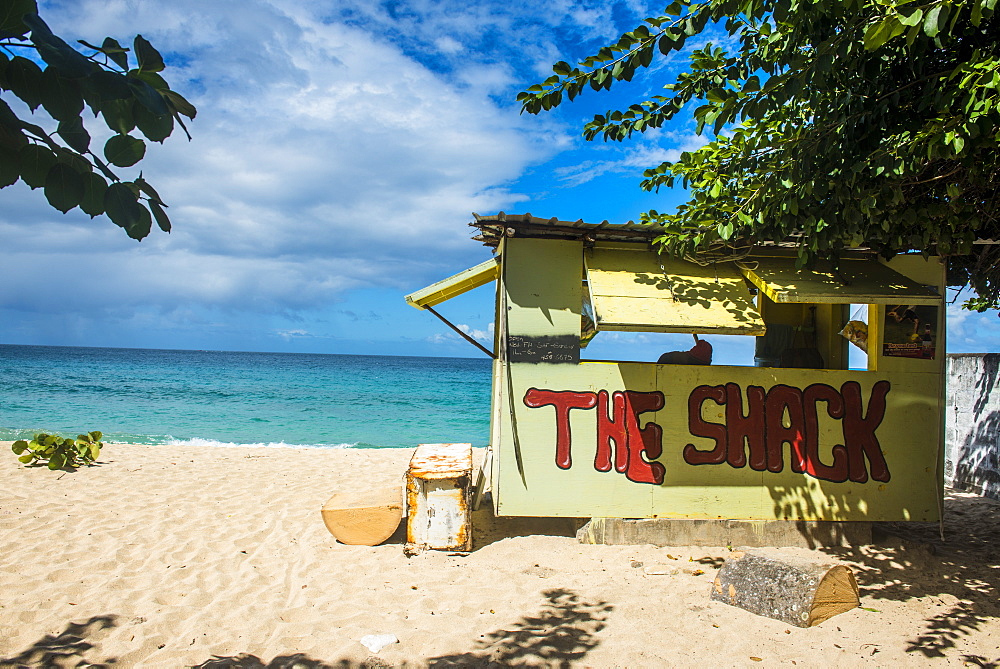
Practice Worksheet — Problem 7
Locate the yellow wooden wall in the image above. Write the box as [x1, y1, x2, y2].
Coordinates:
[490, 237, 944, 522]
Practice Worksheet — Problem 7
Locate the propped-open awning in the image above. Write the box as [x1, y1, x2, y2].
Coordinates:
[740, 257, 941, 305]
[585, 248, 765, 335]
[405, 257, 499, 309]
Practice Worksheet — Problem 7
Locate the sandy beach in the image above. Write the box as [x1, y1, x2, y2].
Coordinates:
[1, 442, 998, 668]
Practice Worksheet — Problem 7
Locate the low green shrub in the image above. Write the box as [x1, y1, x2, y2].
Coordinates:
[12, 432, 104, 470]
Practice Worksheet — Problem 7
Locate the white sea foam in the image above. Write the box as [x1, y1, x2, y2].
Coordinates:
[165, 437, 357, 450]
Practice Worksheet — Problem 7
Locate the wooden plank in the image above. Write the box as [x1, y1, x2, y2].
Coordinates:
[504, 237, 583, 350]
[405, 257, 499, 309]
[740, 257, 941, 305]
[592, 297, 765, 335]
[586, 247, 764, 334]
[494, 361, 942, 521]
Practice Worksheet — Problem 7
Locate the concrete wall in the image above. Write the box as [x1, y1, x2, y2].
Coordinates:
[945, 353, 1000, 501]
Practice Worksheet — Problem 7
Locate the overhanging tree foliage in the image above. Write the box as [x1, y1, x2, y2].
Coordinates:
[0, 0, 195, 240]
[518, 0, 1000, 311]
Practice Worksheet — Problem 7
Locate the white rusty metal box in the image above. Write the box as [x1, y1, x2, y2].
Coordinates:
[406, 443, 473, 551]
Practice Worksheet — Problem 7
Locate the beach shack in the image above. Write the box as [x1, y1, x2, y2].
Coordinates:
[405, 213, 947, 523]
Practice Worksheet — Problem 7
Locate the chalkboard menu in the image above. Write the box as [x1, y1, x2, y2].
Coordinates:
[507, 335, 579, 363]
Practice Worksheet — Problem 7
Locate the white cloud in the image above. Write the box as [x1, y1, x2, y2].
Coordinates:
[947, 297, 1000, 352]
[458, 322, 495, 343]
[552, 132, 708, 187]
[426, 321, 494, 347]
[8, 0, 602, 322]
[434, 36, 464, 55]
[277, 329, 312, 340]
[4, 1, 761, 352]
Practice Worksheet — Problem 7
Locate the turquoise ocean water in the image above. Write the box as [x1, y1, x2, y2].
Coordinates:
[0, 345, 492, 449]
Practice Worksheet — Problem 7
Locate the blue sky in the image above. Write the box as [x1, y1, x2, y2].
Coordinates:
[1, 0, 997, 363]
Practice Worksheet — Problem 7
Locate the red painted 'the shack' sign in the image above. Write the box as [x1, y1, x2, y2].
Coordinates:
[523, 380, 892, 487]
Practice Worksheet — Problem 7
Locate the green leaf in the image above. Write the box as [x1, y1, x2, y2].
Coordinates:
[101, 36, 129, 70]
[104, 134, 146, 167]
[18, 143, 57, 189]
[90, 430, 102, 441]
[134, 70, 169, 91]
[135, 176, 163, 203]
[0, 0, 37, 39]
[923, 5, 947, 37]
[86, 70, 132, 102]
[0, 144, 20, 188]
[99, 99, 136, 135]
[0, 94, 27, 133]
[130, 201, 153, 239]
[149, 199, 170, 232]
[0, 51, 10, 90]
[163, 90, 196, 119]
[127, 75, 169, 116]
[44, 162, 85, 212]
[134, 103, 173, 143]
[864, 17, 904, 50]
[639, 44, 654, 68]
[12, 440, 28, 454]
[707, 88, 727, 103]
[7, 56, 44, 110]
[658, 34, 673, 55]
[898, 7, 923, 26]
[80, 172, 108, 217]
[22, 13, 93, 78]
[971, 0, 983, 25]
[39, 69, 84, 121]
[90, 154, 119, 182]
[18, 453, 34, 464]
[104, 181, 144, 234]
[47, 455, 63, 470]
[134, 34, 165, 73]
[56, 115, 90, 153]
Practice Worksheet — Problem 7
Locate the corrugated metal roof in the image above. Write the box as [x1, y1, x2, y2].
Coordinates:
[467, 212, 888, 254]
[470, 212, 656, 248]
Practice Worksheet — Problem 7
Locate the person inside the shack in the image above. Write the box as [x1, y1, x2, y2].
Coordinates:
[657, 333, 713, 365]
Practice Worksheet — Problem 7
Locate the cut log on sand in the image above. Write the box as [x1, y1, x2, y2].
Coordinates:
[321, 486, 403, 546]
[710, 547, 859, 627]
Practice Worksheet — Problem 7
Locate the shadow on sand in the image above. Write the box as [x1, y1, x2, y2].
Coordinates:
[0, 614, 118, 668]
[0, 588, 611, 668]
[192, 588, 610, 668]
[822, 491, 1000, 665]
[4, 495, 995, 667]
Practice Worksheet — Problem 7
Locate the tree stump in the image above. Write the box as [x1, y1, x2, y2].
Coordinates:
[321, 485, 403, 546]
[710, 547, 859, 627]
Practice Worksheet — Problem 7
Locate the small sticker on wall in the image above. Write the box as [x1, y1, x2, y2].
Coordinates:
[883, 305, 938, 359]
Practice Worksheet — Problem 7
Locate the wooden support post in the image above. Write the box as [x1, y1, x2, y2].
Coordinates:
[710, 548, 859, 627]
[321, 486, 403, 546]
